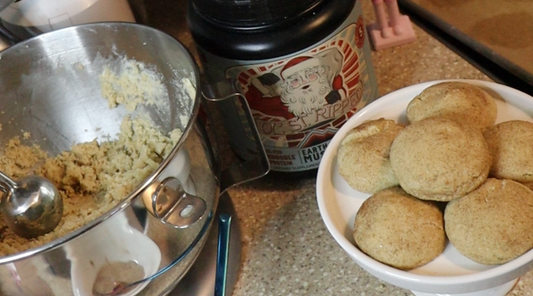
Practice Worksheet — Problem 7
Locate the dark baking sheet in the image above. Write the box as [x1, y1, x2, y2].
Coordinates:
[398, 0, 533, 96]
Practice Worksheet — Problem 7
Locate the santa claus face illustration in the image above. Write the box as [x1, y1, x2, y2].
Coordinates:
[240, 49, 346, 123]
[280, 64, 332, 117]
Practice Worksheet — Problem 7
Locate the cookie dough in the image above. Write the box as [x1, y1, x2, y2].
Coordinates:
[0, 116, 181, 256]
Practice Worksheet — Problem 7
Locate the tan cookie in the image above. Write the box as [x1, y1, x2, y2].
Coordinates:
[484, 120, 533, 183]
[445, 178, 533, 265]
[390, 116, 491, 201]
[353, 187, 445, 270]
[338, 118, 403, 193]
[406, 82, 497, 132]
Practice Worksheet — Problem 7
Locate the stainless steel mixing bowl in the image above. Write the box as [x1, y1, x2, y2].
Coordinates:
[0, 22, 268, 295]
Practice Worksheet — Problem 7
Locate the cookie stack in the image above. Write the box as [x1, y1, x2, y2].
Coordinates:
[338, 81, 533, 269]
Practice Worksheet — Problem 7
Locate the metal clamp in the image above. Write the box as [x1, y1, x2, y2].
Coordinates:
[151, 177, 206, 228]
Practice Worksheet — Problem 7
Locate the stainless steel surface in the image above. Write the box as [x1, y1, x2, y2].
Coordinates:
[0, 0, 12, 12]
[0, 23, 215, 296]
[0, 171, 63, 238]
[0, 19, 269, 295]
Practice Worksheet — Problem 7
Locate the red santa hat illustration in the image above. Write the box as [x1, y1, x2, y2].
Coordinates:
[280, 56, 321, 80]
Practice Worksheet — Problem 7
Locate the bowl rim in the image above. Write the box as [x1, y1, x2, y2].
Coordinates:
[316, 79, 533, 293]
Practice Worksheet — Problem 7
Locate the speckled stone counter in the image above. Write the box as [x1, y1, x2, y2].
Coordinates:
[217, 2, 533, 296]
[0, 0, 530, 295]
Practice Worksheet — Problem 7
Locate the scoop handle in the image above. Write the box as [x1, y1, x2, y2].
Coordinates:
[0, 170, 17, 193]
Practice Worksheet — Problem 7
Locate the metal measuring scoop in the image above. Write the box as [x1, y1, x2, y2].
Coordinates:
[0, 171, 63, 238]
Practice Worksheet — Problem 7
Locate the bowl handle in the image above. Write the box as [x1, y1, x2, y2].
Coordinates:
[200, 78, 270, 193]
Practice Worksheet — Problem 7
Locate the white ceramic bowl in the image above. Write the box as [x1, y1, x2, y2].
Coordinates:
[316, 80, 533, 296]
[66, 209, 162, 296]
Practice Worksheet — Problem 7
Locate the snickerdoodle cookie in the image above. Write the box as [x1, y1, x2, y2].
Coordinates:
[390, 116, 492, 201]
[338, 118, 404, 193]
[406, 82, 497, 132]
[353, 187, 445, 269]
[484, 120, 533, 184]
[445, 178, 533, 265]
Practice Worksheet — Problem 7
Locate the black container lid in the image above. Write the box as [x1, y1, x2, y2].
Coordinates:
[190, 0, 323, 30]
[188, 0, 355, 60]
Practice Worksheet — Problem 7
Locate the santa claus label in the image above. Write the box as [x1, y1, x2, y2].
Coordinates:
[225, 19, 378, 172]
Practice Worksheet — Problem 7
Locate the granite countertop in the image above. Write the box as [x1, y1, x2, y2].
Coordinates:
[211, 2, 533, 296]
[148, 1, 533, 295]
[127, 0, 533, 292]
[1, 0, 530, 295]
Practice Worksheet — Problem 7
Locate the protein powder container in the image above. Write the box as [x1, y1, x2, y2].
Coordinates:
[188, 0, 378, 174]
